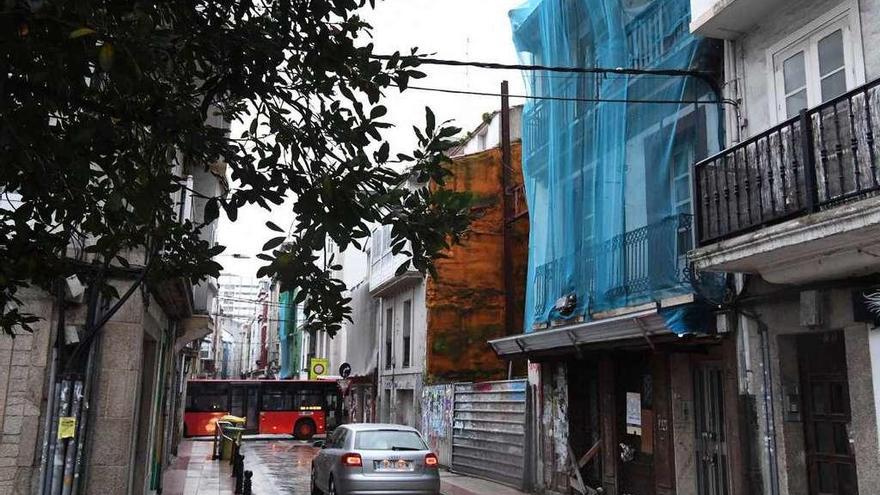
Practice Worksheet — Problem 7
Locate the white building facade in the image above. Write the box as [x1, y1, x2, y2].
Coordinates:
[690, 0, 880, 494]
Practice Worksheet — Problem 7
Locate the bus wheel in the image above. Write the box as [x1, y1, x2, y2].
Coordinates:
[183, 425, 189, 438]
[295, 419, 316, 440]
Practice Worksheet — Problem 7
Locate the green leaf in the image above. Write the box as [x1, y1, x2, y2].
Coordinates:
[204, 198, 220, 222]
[386, 51, 400, 69]
[397, 72, 410, 91]
[262, 236, 286, 251]
[294, 290, 308, 304]
[69, 28, 97, 39]
[98, 43, 114, 71]
[266, 221, 285, 233]
[376, 142, 389, 163]
[425, 107, 435, 136]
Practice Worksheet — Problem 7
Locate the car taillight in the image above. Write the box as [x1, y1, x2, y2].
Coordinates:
[425, 453, 439, 468]
[342, 453, 362, 467]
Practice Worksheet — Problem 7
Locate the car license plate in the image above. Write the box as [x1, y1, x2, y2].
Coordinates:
[374, 459, 413, 472]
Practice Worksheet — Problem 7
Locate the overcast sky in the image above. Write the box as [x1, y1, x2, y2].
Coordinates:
[217, 0, 527, 278]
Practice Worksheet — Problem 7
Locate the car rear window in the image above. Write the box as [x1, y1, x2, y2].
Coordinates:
[354, 430, 427, 451]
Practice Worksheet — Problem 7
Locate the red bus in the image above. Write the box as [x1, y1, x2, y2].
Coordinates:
[183, 379, 342, 439]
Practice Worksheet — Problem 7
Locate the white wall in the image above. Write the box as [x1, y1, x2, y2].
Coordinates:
[728, 0, 875, 139]
[690, 0, 717, 21]
[376, 280, 427, 427]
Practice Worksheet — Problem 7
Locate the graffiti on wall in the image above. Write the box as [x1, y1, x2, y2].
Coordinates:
[420, 384, 455, 465]
[345, 384, 375, 424]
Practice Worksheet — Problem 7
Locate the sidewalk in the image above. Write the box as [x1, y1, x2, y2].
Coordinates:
[440, 470, 530, 495]
[162, 440, 234, 495]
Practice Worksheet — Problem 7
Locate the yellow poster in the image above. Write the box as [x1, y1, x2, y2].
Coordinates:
[58, 416, 76, 439]
[309, 358, 328, 380]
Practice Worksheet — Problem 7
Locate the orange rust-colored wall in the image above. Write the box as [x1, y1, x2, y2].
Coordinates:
[426, 142, 528, 382]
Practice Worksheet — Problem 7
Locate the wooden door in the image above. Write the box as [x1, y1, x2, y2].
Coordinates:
[799, 332, 858, 495]
[617, 353, 655, 495]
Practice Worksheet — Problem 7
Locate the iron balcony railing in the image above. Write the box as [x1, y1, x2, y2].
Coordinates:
[533, 214, 693, 320]
[695, 78, 880, 245]
[625, 0, 690, 69]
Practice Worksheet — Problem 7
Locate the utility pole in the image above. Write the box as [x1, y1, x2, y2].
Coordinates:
[500, 81, 515, 349]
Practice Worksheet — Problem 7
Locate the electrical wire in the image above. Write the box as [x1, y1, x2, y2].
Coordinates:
[371, 54, 712, 79]
[217, 295, 299, 308]
[392, 83, 732, 106]
[369, 54, 733, 107]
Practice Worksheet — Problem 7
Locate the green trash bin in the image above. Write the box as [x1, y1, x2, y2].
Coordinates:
[212, 416, 246, 461]
[215, 421, 232, 460]
[221, 427, 246, 460]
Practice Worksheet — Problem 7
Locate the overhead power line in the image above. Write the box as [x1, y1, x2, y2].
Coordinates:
[393, 84, 731, 106]
[371, 55, 712, 79]
[370, 54, 730, 106]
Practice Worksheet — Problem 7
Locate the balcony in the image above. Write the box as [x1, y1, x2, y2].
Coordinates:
[368, 230, 421, 296]
[689, 0, 788, 39]
[691, 79, 880, 283]
[626, 0, 691, 68]
[532, 214, 694, 325]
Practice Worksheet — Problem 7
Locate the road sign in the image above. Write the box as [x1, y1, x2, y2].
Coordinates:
[309, 358, 328, 380]
[339, 362, 352, 378]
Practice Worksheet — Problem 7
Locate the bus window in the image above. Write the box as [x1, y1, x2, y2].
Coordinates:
[262, 386, 294, 411]
[295, 389, 323, 410]
[186, 383, 229, 412]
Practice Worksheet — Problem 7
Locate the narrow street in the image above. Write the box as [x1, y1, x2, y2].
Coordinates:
[162, 437, 528, 495]
[242, 439, 320, 494]
[163, 439, 319, 495]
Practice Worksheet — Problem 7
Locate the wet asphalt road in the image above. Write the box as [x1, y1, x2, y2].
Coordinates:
[242, 439, 320, 494]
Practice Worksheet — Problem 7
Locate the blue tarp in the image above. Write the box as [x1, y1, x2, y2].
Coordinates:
[511, 0, 724, 334]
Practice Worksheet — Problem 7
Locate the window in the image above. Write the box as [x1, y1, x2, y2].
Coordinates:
[370, 225, 394, 265]
[326, 427, 346, 448]
[185, 383, 229, 412]
[333, 429, 349, 449]
[385, 307, 394, 369]
[307, 330, 317, 368]
[354, 430, 427, 451]
[770, 6, 864, 121]
[262, 386, 293, 411]
[402, 300, 412, 368]
[295, 389, 324, 410]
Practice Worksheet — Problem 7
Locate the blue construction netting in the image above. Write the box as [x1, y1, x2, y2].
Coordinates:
[511, 0, 725, 334]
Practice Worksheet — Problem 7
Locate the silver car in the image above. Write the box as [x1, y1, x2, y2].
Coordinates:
[310, 423, 441, 495]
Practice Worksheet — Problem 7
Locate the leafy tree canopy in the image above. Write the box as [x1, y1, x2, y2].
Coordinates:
[0, 0, 472, 337]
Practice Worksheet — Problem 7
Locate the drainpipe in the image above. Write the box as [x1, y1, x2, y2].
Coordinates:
[38, 281, 65, 494]
[71, 318, 102, 495]
[60, 380, 84, 495]
[756, 319, 781, 495]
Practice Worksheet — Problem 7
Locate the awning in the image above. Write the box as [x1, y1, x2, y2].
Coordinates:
[488, 309, 671, 359]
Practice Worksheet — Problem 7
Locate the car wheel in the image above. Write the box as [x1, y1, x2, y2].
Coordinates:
[295, 419, 316, 440]
[328, 476, 337, 495]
